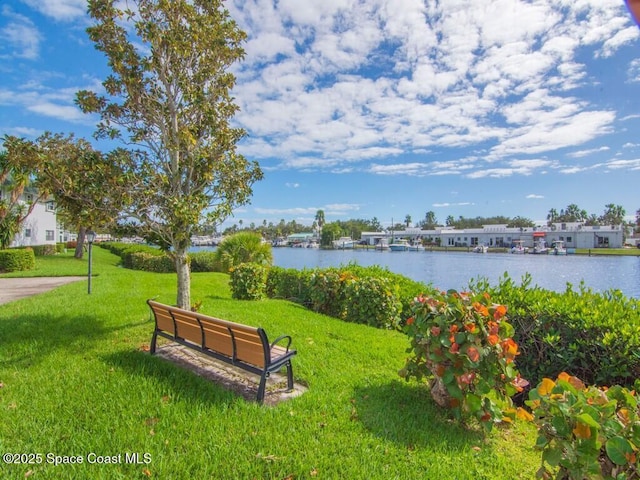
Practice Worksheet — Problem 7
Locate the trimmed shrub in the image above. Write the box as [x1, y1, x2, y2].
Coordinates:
[129, 252, 175, 273]
[472, 274, 640, 388]
[30, 244, 57, 256]
[340, 263, 432, 316]
[0, 248, 36, 272]
[309, 268, 347, 318]
[266, 266, 313, 305]
[99, 242, 174, 272]
[190, 251, 219, 272]
[230, 263, 267, 300]
[342, 275, 402, 329]
[265, 264, 427, 329]
[55, 243, 66, 254]
[120, 245, 165, 269]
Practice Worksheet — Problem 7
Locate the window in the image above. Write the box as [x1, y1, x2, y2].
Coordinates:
[46, 201, 55, 212]
[25, 229, 31, 238]
[46, 230, 55, 241]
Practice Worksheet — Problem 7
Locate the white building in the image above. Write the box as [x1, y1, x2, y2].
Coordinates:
[0, 187, 58, 248]
[361, 222, 624, 250]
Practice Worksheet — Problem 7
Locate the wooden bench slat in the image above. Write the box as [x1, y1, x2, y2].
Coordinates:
[155, 310, 175, 333]
[202, 331, 234, 357]
[147, 300, 296, 403]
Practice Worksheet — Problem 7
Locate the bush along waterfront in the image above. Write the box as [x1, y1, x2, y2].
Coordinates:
[243, 261, 640, 390]
[398, 289, 529, 431]
[471, 273, 640, 389]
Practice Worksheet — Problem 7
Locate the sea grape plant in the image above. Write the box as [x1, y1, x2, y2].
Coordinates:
[399, 289, 528, 430]
[525, 373, 640, 479]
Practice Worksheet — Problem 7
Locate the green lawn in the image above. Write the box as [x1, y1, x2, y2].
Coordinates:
[0, 248, 540, 479]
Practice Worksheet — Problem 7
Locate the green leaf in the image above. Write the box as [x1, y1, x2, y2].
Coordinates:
[605, 436, 633, 466]
[542, 446, 562, 467]
[575, 413, 600, 430]
[466, 393, 482, 413]
[535, 434, 549, 449]
[499, 321, 515, 338]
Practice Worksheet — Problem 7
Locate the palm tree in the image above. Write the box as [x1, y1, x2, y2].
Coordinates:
[600, 204, 626, 226]
[404, 214, 412, 228]
[315, 210, 325, 235]
[214, 231, 272, 272]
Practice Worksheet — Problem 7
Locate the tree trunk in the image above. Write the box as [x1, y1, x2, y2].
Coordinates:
[75, 226, 85, 259]
[174, 247, 191, 310]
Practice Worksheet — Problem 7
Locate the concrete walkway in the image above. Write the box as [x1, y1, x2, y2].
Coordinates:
[0, 277, 87, 305]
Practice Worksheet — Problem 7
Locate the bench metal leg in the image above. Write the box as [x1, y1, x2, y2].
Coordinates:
[257, 373, 268, 404]
[150, 330, 158, 354]
[286, 361, 294, 392]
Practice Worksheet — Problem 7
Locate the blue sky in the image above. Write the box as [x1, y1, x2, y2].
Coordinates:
[1, 0, 639, 230]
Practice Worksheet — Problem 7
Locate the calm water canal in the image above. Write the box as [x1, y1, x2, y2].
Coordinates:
[268, 248, 640, 299]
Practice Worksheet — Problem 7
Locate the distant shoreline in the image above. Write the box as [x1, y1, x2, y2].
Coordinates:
[325, 245, 640, 256]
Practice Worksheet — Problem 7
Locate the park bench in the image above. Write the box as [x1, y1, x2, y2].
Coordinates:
[147, 300, 296, 403]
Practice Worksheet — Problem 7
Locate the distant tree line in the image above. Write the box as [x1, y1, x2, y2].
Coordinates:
[546, 203, 627, 227]
[220, 203, 636, 243]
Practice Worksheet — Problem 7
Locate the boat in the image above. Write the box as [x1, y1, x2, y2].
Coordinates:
[473, 244, 488, 253]
[375, 239, 389, 250]
[532, 239, 549, 255]
[333, 237, 356, 249]
[510, 240, 528, 254]
[272, 237, 288, 247]
[408, 244, 424, 252]
[389, 239, 410, 251]
[549, 240, 567, 255]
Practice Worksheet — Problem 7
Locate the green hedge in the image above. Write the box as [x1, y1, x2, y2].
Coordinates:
[190, 251, 219, 272]
[229, 263, 268, 300]
[129, 252, 175, 273]
[100, 242, 220, 274]
[100, 243, 168, 270]
[264, 264, 423, 329]
[31, 244, 57, 256]
[266, 265, 640, 388]
[473, 274, 640, 388]
[11, 244, 58, 256]
[0, 248, 36, 272]
[265, 266, 314, 305]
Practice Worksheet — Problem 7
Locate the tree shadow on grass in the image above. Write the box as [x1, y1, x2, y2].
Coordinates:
[353, 380, 484, 450]
[0, 313, 143, 369]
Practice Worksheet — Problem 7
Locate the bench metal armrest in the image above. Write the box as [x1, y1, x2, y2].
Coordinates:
[270, 335, 292, 352]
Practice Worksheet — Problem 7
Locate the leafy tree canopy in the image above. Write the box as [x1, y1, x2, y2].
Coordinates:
[76, 0, 263, 308]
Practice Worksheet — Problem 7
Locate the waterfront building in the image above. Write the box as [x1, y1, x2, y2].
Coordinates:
[0, 186, 58, 248]
[361, 222, 624, 250]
